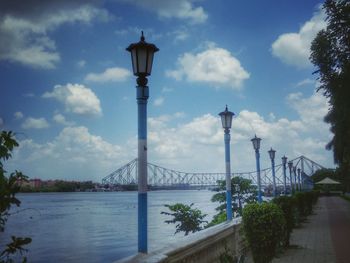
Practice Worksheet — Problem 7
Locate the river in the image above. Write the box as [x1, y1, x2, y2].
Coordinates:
[0, 190, 218, 262]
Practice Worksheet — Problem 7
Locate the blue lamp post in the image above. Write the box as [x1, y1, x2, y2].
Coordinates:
[288, 161, 294, 194]
[219, 105, 235, 221]
[268, 148, 277, 197]
[293, 166, 298, 192]
[126, 32, 159, 254]
[251, 135, 262, 203]
[282, 156, 288, 195]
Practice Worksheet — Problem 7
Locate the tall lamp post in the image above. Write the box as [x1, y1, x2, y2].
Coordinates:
[219, 105, 235, 221]
[282, 156, 287, 195]
[288, 161, 294, 194]
[251, 135, 262, 203]
[268, 148, 277, 197]
[293, 166, 298, 192]
[126, 31, 159, 253]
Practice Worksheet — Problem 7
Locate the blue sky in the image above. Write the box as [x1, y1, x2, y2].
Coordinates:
[0, 0, 334, 182]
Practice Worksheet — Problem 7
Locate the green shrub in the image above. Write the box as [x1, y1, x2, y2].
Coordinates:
[293, 192, 307, 218]
[312, 190, 320, 204]
[242, 203, 285, 263]
[304, 192, 314, 215]
[272, 196, 295, 246]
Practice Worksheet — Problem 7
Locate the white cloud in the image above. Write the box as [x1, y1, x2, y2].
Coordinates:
[287, 91, 329, 128]
[14, 111, 24, 120]
[120, 0, 208, 24]
[166, 44, 250, 89]
[296, 78, 315, 87]
[146, 91, 332, 173]
[153, 97, 164, 107]
[22, 117, 49, 129]
[162, 87, 173, 93]
[271, 8, 326, 68]
[85, 67, 131, 83]
[10, 92, 333, 180]
[10, 126, 126, 181]
[0, 3, 110, 69]
[170, 28, 189, 42]
[77, 60, 86, 68]
[43, 83, 102, 117]
[53, 113, 74, 126]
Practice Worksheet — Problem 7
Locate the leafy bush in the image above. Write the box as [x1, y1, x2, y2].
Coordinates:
[272, 196, 295, 246]
[293, 192, 307, 218]
[242, 203, 285, 263]
[161, 203, 207, 235]
[0, 131, 31, 263]
[311, 190, 320, 204]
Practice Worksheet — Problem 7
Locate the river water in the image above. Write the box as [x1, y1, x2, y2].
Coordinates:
[0, 190, 218, 262]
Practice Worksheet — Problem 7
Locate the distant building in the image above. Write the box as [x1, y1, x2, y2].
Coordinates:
[17, 178, 42, 189]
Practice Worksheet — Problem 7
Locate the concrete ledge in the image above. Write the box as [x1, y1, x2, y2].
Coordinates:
[116, 218, 244, 263]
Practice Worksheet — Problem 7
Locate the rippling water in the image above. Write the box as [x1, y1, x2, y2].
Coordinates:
[0, 191, 218, 262]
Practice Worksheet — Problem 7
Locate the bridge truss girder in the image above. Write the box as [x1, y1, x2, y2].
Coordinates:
[101, 156, 325, 187]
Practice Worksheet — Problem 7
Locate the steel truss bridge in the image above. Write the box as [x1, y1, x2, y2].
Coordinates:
[102, 156, 325, 188]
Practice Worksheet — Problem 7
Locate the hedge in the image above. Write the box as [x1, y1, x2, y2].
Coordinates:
[242, 203, 285, 263]
[242, 191, 320, 263]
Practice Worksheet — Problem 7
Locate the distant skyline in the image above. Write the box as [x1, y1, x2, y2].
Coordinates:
[0, 0, 334, 182]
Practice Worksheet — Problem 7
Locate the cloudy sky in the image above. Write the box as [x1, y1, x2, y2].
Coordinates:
[0, 0, 334, 182]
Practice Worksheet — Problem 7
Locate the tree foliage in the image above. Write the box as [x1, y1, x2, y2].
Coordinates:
[161, 177, 257, 235]
[161, 203, 207, 236]
[0, 131, 31, 263]
[310, 0, 350, 190]
[211, 177, 257, 220]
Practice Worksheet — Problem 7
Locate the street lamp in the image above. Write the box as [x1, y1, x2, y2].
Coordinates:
[282, 156, 287, 195]
[251, 135, 262, 203]
[268, 148, 277, 197]
[126, 31, 159, 254]
[297, 168, 301, 192]
[293, 166, 298, 192]
[288, 161, 294, 194]
[219, 105, 235, 221]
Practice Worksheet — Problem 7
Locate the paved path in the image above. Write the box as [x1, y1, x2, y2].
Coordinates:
[246, 196, 350, 263]
[325, 196, 350, 263]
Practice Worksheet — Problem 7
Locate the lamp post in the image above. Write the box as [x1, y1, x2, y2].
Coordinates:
[288, 161, 293, 194]
[126, 31, 159, 254]
[297, 168, 301, 192]
[251, 135, 262, 203]
[219, 105, 235, 221]
[282, 156, 287, 195]
[293, 166, 298, 192]
[268, 148, 277, 197]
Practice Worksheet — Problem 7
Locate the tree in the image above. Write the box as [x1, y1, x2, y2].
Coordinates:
[210, 177, 257, 224]
[161, 203, 207, 235]
[310, 0, 350, 191]
[161, 177, 257, 235]
[0, 131, 31, 263]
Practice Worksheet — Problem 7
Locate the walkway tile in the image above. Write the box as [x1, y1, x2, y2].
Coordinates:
[272, 197, 336, 263]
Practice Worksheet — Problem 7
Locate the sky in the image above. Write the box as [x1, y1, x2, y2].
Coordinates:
[0, 0, 335, 182]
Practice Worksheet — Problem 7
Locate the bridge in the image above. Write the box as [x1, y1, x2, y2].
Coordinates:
[102, 155, 325, 188]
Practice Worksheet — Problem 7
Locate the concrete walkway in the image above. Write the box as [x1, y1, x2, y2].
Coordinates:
[246, 196, 350, 263]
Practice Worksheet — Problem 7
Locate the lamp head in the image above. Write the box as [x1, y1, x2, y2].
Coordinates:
[218, 105, 235, 130]
[268, 148, 276, 160]
[126, 31, 159, 78]
[251, 135, 261, 151]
